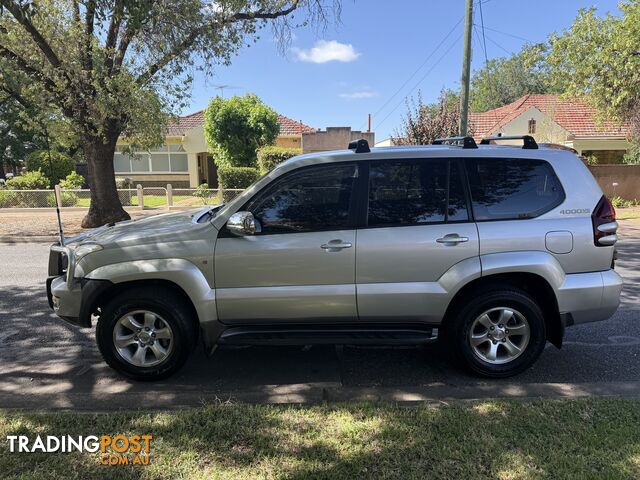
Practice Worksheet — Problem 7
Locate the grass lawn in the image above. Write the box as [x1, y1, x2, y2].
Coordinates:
[1, 399, 639, 479]
[74, 194, 220, 208]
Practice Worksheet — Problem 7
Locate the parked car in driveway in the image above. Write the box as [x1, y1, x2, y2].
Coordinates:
[47, 135, 623, 380]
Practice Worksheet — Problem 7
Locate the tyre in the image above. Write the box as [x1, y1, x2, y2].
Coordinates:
[96, 286, 197, 381]
[446, 287, 547, 378]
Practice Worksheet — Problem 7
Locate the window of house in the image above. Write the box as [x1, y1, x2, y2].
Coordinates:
[245, 164, 358, 234]
[528, 118, 536, 134]
[465, 158, 565, 221]
[367, 159, 469, 227]
[113, 144, 189, 173]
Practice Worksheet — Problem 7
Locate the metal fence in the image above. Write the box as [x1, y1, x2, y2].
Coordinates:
[0, 185, 244, 209]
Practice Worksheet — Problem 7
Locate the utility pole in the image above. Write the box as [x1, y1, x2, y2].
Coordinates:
[459, 0, 474, 136]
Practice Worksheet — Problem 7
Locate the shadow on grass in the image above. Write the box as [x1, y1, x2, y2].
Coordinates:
[1, 399, 640, 479]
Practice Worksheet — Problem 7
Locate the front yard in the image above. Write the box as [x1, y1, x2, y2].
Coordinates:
[2, 399, 639, 479]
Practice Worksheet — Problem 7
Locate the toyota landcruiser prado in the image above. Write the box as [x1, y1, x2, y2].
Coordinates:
[46, 135, 623, 380]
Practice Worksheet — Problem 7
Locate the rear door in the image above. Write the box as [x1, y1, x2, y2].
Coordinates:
[356, 158, 480, 322]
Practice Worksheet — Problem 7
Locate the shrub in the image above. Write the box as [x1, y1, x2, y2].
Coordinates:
[622, 144, 640, 165]
[115, 177, 132, 189]
[5, 170, 50, 190]
[203, 94, 280, 168]
[610, 196, 638, 208]
[193, 183, 215, 205]
[257, 146, 301, 174]
[59, 171, 85, 189]
[0, 189, 17, 208]
[26, 150, 75, 184]
[217, 166, 260, 189]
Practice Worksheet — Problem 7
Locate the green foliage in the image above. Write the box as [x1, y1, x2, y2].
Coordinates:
[583, 154, 599, 166]
[193, 183, 215, 205]
[257, 146, 301, 174]
[548, 4, 640, 137]
[59, 171, 85, 189]
[204, 94, 280, 168]
[470, 44, 558, 112]
[5, 170, 50, 190]
[611, 196, 639, 209]
[26, 150, 75, 184]
[217, 166, 260, 189]
[622, 144, 640, 165]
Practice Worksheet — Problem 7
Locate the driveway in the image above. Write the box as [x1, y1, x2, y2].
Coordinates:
[1, 221, 639, 409]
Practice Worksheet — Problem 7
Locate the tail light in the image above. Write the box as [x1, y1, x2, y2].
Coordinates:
[591, 196, 617, 246]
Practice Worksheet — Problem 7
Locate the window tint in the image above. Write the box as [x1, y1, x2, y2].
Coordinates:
[465, 158, 564, 220]
[367, 159, 469, 227]
[246, 164, 358, 234]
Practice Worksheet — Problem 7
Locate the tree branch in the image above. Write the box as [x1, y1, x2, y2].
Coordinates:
[135, 1, 300, 85]
[0, 0, 63, 69]
[83, 0, 96, 72]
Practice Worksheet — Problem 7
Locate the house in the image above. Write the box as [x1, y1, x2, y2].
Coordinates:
[114, 112, 316, 188]
[469, 94, 631, 163]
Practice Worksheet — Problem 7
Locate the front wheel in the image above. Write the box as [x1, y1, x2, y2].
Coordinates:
[96, 287, 197, 380]
[447, 287, 547, 378]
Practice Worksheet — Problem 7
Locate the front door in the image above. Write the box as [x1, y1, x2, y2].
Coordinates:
[215, 163, 361, 323]
[356, 158, 480, 322]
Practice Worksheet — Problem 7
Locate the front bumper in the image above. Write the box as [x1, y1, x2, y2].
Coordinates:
[46, 275, 85, 326]
[557, 269, 623, 325]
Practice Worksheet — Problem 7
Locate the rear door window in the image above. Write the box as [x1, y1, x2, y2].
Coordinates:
[465, 158, 565, 220]
[367, 159, 469, 227]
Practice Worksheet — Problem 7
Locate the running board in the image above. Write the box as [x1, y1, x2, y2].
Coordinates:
[218, 325, 438, 346]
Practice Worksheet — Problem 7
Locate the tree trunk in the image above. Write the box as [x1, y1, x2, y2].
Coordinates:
[81, 134, 130, 228]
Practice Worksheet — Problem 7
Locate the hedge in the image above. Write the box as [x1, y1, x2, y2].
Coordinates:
[257, 146, 301, 174]
[217, 166, 260, 189]
[26, 150, 75, 184]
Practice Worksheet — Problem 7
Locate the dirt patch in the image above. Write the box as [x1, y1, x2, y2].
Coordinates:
[0, 210, 156, 238]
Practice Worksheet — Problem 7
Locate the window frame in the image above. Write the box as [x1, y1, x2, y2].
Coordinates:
[113, 145, 189, 174]
[226, 161, 365, 236]
[464, 157, 566, 222]
[356, 158, 473, 229]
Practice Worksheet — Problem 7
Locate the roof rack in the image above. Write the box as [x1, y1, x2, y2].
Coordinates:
[348, 138, 371, 153]
[432, 136, 478, 149]
[480, 135, 538, 149]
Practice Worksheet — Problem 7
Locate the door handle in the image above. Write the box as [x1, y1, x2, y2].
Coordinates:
[321, 239, 353, 251]
[436, 234, 469, 245]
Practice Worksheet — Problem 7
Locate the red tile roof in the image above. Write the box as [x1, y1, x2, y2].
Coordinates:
[166, 111, 315, 136]
[469, 94, 629, 140]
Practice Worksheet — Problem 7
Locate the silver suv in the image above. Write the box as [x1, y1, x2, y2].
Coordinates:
[47, 135, 623, 380]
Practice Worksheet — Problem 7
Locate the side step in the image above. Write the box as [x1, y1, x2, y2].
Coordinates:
[217, 324, 438, 346]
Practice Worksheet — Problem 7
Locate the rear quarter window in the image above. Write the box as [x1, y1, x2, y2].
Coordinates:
[465, 158, 565, 221]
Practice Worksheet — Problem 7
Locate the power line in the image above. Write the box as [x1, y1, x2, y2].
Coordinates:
[481, 25, 534, 43]
[368, 16, 463, 125]
[484, 33, 513, 56]
[473, 25, 488, 64]
[478, 0, 489, 65]
[374, 33, 463, 131]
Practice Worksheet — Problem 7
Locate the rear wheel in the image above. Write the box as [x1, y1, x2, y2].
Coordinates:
[96, 287, 197, 380]
[447, 287, 546, 377]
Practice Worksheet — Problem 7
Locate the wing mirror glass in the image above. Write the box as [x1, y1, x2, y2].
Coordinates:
[227, 211, 261, 236]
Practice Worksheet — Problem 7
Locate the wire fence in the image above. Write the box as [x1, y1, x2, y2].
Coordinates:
[0, 186, 244, 209]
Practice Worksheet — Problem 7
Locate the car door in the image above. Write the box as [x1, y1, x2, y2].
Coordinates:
[215, 162, 361, 324]
[356, 158, 480, 323]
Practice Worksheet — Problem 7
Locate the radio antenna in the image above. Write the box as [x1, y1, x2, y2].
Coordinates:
[43, 124, 65, 245]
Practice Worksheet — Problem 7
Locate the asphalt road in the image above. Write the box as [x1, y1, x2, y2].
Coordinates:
[1, 224, 639, 409]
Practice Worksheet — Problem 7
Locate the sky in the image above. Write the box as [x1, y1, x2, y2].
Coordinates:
[185, 0, 622, 141]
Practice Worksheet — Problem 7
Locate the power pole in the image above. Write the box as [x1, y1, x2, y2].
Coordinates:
[459, 0, 474, 136]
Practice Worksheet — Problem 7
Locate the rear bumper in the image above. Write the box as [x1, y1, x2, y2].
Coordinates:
[557, 269, 623, 325]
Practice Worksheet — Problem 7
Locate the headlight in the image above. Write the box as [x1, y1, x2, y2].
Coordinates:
[74, 243, 103, 261]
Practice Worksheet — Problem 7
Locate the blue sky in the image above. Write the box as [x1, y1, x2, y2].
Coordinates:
[186, 0, 621, 140]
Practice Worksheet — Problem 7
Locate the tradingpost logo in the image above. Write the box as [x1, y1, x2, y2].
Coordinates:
[6, 434, 153, 465]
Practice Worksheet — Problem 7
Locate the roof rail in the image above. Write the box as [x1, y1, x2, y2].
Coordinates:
[432, 136, 478, 149]
[348, 138, 371, 153]
[480, 135, 538, 149]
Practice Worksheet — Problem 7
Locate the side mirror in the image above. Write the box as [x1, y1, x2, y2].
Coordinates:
[227, 211, 261, 236]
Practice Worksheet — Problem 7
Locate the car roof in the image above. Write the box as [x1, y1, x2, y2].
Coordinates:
[276, 144, 577, 173]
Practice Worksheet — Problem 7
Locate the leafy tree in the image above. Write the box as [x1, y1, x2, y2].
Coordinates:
[395, 90, 462, 145]
[470, 44, 557, 112]
[26, 149, 75, 184]
[547, 3, 640, 139]
[0, 1, 338, 227]
[204, 94, 280, 168]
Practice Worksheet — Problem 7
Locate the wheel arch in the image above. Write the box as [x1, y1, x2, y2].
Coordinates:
[442, 272, 564, 348]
